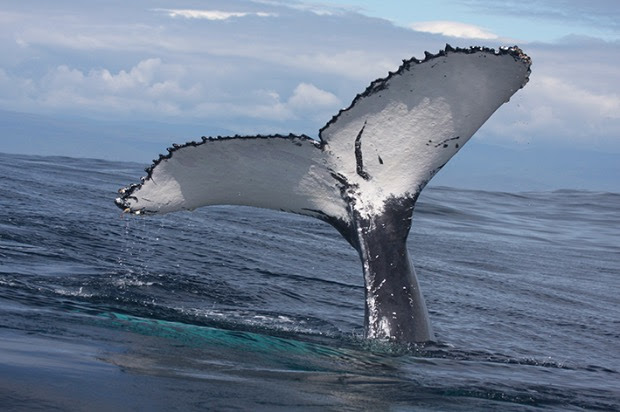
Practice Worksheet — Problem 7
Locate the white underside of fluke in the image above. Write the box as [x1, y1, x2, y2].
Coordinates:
[321, 51, 530, 218]
[117, 46, 530, 223]
[120, 136, 350, 222]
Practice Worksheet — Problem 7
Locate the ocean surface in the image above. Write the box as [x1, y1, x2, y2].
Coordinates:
[0, 151, 618, 411]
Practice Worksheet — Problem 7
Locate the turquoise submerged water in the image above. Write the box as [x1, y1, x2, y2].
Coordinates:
[0, 151, 618, 411]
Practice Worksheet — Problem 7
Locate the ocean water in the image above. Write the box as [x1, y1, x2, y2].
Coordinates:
[0, 151, 618, 411]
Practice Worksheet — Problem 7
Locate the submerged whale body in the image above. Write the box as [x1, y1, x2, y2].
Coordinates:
[116, 45, 531, 343]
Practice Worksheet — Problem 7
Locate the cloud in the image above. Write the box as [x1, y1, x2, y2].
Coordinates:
[291, 50, 397, 81]
[1, 0, 619, 155]
[480, 69, 620, 149]
[0, 68, 37, 115]
[503, 74, 620, 142]
[1, 53, 341, 127]
[192, 82, 340, 124]
[410, 21, 499, 40]
[537, 76, 619, 120]
[160, 9, 277, 20]
[288, 83, 340, 110]
[458, 0, 620, 33]
[30, 59, 201, 117]
[249, 0, 338, 16]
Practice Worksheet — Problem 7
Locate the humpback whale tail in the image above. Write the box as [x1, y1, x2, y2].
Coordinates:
[116, 45, 531, 343]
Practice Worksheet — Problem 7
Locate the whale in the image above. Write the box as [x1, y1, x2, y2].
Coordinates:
[115, 45, 531, 343]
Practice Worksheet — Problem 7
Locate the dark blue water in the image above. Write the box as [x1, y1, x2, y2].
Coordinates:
[1, 151, 618, 411]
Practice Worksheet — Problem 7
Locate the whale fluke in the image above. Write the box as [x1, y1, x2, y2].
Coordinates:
[116, 45, 531, 343]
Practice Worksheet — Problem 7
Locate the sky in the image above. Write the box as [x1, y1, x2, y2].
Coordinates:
[0, 0, 618, 191]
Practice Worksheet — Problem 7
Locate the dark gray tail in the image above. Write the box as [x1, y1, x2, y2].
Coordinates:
[335, 196, 434, 343]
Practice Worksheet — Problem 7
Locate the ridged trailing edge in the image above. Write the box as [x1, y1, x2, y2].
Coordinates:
[116, 44, 531, 212]
[318, 44, 530, 139]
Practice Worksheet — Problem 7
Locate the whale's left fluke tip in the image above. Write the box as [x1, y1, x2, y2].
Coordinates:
[114, 196, 129, 212]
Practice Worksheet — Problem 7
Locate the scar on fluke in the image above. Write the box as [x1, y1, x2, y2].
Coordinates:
[116, 45, 531, 343]
[354, 120, 371, 181]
